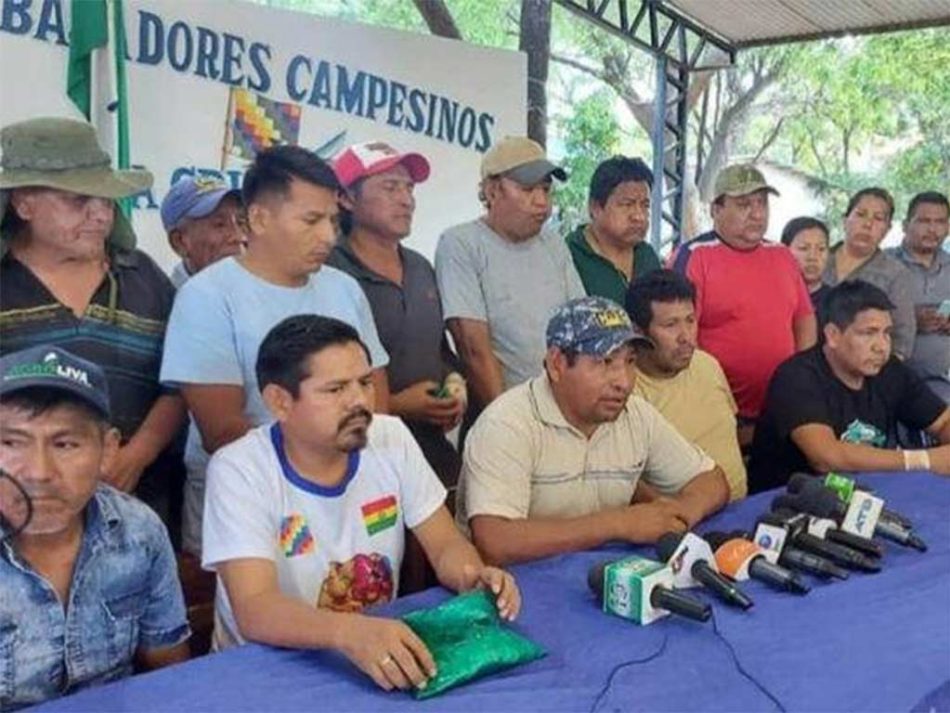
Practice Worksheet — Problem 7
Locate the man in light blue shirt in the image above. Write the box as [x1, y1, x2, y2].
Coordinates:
[160, 146, 389, 556]
[1, 346, 189, 710]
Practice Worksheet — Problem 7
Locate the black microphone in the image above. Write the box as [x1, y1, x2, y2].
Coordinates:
[704, 532, 810, 595]
[656, 532, 754, 610]
[774, 492, 884, 558]
[588, 558, 711, 623]
[787, 472, 915, 530]
[754, 513, 850, 580]
[789, 477, 926, 552]
[770, 498, 882, 573]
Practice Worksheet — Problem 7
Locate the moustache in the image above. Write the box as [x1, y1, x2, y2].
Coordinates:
[339, 408, 373, 431]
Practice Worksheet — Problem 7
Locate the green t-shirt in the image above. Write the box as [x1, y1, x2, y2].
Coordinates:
[566, 224, 662, 305]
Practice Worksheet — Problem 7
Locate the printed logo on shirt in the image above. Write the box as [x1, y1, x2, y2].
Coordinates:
[316, 552, 394, 612]
[361, 495, 398, 536]
[279, 513, 316, 557]
[840, 419, 886, 448]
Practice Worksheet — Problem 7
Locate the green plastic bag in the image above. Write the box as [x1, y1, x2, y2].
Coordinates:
[401, 589, 545, 699]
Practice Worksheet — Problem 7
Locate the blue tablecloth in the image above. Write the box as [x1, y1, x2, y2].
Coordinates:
[32, 473, 950, 712]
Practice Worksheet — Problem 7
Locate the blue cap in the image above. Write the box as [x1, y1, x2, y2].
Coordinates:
[546, 297, 650, 356]
[0, 346, 110, 418]
[160, 176, 241, 231]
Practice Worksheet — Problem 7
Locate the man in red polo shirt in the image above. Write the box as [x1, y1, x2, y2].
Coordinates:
[671, 164, 816, 444]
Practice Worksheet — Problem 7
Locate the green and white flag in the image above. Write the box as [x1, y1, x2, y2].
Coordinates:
[66, 0, 131, 212]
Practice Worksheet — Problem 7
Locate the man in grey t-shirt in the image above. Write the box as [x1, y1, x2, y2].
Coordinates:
[888, 191, 950, 383]
[435, 136, 585, 409]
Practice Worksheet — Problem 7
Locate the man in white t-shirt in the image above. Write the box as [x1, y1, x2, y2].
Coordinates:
[203, 315, 520, 693]
[161, 146, 391, 556]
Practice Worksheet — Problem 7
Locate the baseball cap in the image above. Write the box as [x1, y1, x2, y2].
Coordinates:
[481, 136, 567, 186]
[0, 345, 111, 419]
[160, 176, 242, 232]
[332, 141, 430, 189]
[546, 296, 651, 356]
[713, 163, 779, 200]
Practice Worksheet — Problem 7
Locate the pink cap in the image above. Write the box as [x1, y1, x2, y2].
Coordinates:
[332, 141, 430, 188]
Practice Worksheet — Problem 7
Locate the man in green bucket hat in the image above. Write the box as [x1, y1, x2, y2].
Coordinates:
[0, 117, 187, 539]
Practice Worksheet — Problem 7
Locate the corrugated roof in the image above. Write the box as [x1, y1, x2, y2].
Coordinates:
[665, 0, 950, 47]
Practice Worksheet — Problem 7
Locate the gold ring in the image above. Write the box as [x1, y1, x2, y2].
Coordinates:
[379, 654, 394, 667]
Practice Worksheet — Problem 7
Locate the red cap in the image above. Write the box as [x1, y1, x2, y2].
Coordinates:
[332, 141, 430, 189]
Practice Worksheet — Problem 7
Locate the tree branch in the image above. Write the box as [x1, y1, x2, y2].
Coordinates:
[752, 118, 785, 162]
[411, 0, 463, 40]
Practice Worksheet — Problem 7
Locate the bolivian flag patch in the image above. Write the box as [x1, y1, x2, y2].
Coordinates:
[279, 514, 315, 557]
[361, 495, 398, 536]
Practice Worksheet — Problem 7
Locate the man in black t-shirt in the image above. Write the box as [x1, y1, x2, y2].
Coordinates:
[749, 280, 950, 493]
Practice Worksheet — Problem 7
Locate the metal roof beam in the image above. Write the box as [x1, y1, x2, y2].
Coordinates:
[554, 0, 738, 70]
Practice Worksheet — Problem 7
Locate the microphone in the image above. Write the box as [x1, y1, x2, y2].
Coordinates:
[588, 557, 711, 624]
[773, 493, 884, 558]
[789, 472, 914, 529]
[787, 476, 926, 552]
[705, 532, 810, 595]
[770, 498, 882, 572]
[754, 513, 849, 580]
[656, 532, 754, 610]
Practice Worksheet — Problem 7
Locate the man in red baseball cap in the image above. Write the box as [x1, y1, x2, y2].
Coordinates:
[328, 142, 465, 501]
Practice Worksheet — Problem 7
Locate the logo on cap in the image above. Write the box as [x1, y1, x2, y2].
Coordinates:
[4, 352, 91, 387]
[595, 309, 628, 329]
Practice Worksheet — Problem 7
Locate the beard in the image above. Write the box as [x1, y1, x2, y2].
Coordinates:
[336, 408, 373, 451]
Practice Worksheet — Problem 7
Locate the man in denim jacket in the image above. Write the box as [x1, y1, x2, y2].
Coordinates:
[0, 346, 189, 710]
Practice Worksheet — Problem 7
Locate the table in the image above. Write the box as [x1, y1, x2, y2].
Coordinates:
[33, 473, 950, 712]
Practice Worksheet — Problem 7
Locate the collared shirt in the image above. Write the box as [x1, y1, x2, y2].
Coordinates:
[455, 374, 713, 530]
[822, 246, 917, 361]
[326, 238, 452, 394]
[0, 486, 189, 710]
[0, 250, 177, 441]
[634, 349, 747, 500]
[671, 231, 814, 419]
[887, 245, 950, 379]
[566, 224, 662, 304]
[327, 238, 461, 485]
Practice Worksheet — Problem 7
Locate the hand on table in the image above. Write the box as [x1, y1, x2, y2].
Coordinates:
[460, 564, 521, 621]
[339, 615, 436, 692]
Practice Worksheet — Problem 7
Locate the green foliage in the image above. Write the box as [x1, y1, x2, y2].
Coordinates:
[764, 28, 949, 225]
[555, 89, 621, 228]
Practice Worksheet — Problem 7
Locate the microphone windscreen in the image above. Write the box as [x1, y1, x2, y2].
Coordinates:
[703, 531, 731, 551]
[793, 488, 839, 517]
[787, 472, 823, 494]
[655, 532, 684, 562]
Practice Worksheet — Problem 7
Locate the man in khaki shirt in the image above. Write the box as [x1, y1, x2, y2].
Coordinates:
[457, 296, 729, 565]
[626, 270, 748, 500]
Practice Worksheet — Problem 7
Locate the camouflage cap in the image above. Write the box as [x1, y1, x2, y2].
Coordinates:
[713, 163, 779, 200]
[546, 296, 651, 356]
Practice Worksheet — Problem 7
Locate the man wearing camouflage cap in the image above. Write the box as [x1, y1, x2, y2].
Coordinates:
[0, 117, 187, 536]
[455, 296, 728, 565]
[671, 163, 816, 444]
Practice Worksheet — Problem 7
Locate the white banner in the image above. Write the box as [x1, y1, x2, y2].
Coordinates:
[0, 0, 526, 268]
